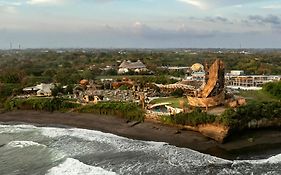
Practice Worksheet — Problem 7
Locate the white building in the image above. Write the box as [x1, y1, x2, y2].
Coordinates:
[226, 74, 281, 90]
[23, 83, 55, 96]
[230, 70, 244, 76]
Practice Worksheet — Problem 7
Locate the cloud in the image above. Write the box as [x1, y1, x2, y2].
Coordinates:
[0, 5, 18, 14]
[1, 19, 281, 48]
[178, 0, 267, 9]
[130, 21, 216, 40]
[177, 0, 207, 9]
[0, 1, 22, 6]
[26, 0, 66, 5]
[262, 4, 281, 9]
[190, 16, 232, 24]
[248, 15, 281, 25]
[0, 1, 22, 13]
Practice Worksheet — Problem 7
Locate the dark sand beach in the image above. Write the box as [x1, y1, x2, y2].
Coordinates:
[0, 110, 281, 160]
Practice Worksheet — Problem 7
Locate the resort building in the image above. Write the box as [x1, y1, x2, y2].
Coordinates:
[23, 83, 55, 96]
[225, 72, 281, 90]
[118, 60, 148, 74]
[159, 66, 190, 72]
[230, 70, 244, 76]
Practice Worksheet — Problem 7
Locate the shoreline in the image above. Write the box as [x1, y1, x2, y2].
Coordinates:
[0, 110, 281, 160]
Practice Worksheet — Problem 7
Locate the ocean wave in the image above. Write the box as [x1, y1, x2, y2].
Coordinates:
[46, 158, 117, 175]
[0, 124, 37, 134]
[2, 124, 231, 164]
[7, 141, 47, 148]
[40, 127, 168, 152]
[2, 123, 281, 174]
[233, 153, 281, 165]
[0, 124, 37, 129]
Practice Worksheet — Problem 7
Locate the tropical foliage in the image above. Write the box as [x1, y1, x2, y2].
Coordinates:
[263, 81, 281, 99]
[161, 108, 216, 126]
[217, 101, 281, 128]
[77, 102, 144, 121]
[4, 97, 144, 121]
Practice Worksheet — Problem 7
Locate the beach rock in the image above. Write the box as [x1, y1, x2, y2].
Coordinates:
[197, 124, 230, 143]
[128, 121, 141, 127]
[248, 138, 254, 143]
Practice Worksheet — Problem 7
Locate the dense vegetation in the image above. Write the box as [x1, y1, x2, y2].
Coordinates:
[218, 101, 281, 128]
[1, 49, 281, 107]
[263, 81, 281, 99]
[5, 97, 80, 112]
[161, 108, 216, 126]
[4, 97, 144, 121]
[76, 102, 144, 121]
[1, 49, 281, 127]
[161, 101, 281, 129]
[1, 49, 281, 87]
[239, 90, 279, 103]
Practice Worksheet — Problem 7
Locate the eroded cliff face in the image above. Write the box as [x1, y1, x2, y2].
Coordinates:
[146, 114, 281, 143]
[180, 124, 230, 143]
[197, 124, 230, 143]
[196, 118, 281, 143]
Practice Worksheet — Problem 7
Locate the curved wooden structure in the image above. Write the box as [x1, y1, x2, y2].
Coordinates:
[188, 91, 225, 108]
[188, 59, 225, 108]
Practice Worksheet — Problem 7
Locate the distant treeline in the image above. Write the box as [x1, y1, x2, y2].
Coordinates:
[1, 50, 281, 86]
[1, 50, 281, 107]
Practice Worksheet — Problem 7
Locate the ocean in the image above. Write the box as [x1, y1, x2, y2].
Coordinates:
[0, 124, 280, 175]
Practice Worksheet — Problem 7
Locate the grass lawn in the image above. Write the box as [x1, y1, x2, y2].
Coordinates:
[149, 97, 188, 108]
[238, 90, 279, 102]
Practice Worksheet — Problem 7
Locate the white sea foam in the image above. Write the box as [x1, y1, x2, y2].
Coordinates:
[7, 141, 46, 148]
[266, 153, 281, 164]
[46, 158, 117, 175]
[39, 125, 232, 172]
[2, 124, 281, 170]
[233, 153, 281, 165]
[40, 127, 168, 152]
[0, 124, 37, 133]
[217, 168, 243, 175]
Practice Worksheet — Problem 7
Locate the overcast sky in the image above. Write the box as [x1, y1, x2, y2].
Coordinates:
[1, 0, 281, 49]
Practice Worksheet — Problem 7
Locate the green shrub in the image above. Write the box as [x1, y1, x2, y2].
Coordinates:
[77, 102, 144, 121]
[5, 97, 81, 112]
[263, 81, 281, 99]
[218, 101, 281, 128]
[171, 88, 184, 97]
[160, 108, 216, 126]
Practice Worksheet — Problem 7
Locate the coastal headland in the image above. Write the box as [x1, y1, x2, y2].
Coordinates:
[1, 110, 281, 160]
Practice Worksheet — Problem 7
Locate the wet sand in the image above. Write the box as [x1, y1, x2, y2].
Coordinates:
[0, 110, 281, 160]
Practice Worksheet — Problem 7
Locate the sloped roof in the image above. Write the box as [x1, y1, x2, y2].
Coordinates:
[23, 83, 54, 93]
[119, 60, 146, 69]
[119, 60, 129, 68]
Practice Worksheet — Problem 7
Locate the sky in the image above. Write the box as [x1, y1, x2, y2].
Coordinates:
[1, 0, 281, 49]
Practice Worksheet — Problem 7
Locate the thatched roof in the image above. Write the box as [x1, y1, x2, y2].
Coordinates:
[119, 60, 146, 69]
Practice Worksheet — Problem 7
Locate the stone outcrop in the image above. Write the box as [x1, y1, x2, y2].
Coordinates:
[181, 124, 230, 143]
[196, 124, 229, 143]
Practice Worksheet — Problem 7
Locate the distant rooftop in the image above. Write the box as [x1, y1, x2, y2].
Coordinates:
[119, 60, 146, 69]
